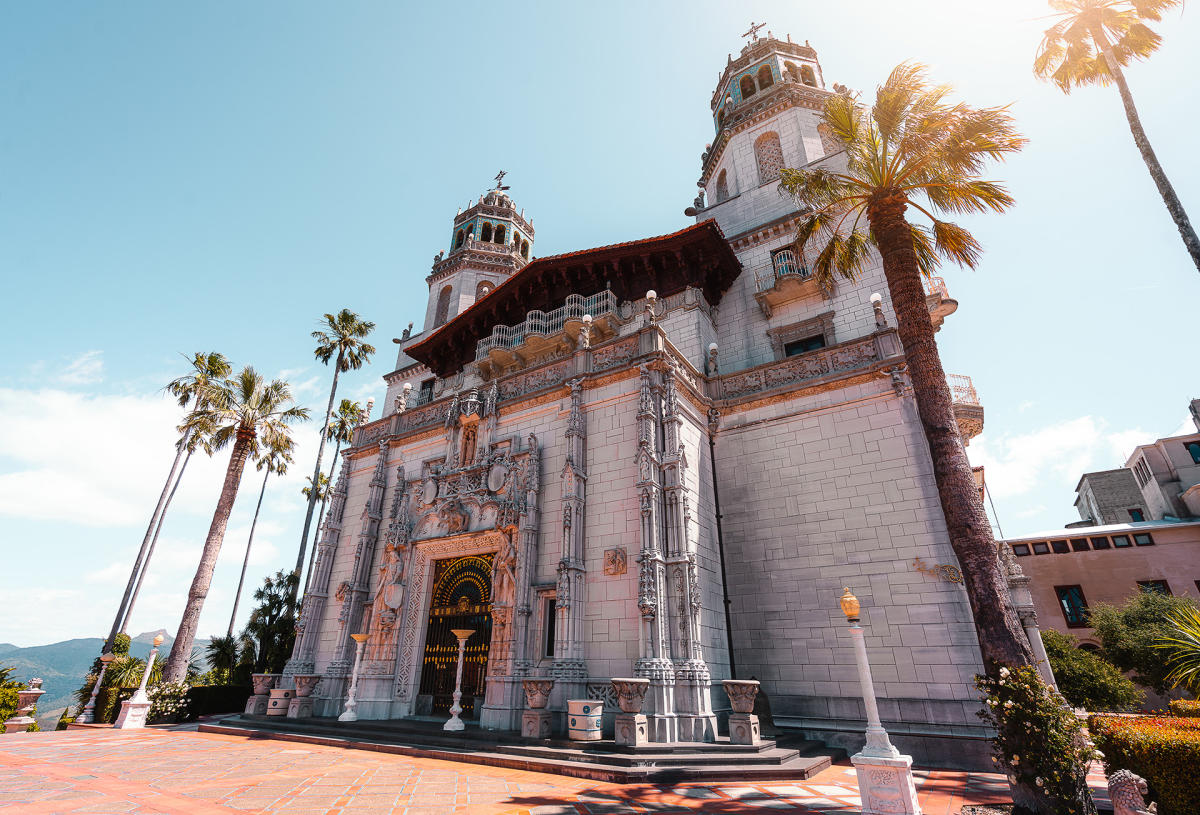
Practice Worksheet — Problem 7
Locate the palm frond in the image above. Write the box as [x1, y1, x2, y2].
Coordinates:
[1155, 605, 1200, 695]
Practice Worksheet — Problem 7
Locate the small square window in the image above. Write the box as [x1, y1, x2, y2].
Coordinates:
[1090, 537, 1111, 550]
[1133, 533, 1154, 546]
[1185, 441, 1200, 464]
[1032, 542, 1050, 554]
[1113, 535, 1132, 548]
[1012, 543, 1031, 556]
[784, 335, 826, 356]
[1070, 538, 1090, 552]
[1051, 540, 1071, 554]
[1128, 508, 1145, 522]
[1137, 580, 1171, 595]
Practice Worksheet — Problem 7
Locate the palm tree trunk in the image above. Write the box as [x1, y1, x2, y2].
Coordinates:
[121, 449, 193, 634]
[104, 429, 190, 653]
[162, 427, 255, 683]
[867, 194, 1034, 674]
[1096, 30, 1200, 273]
[295, 351, 343, 579]
[301, 438, 341, 598]
[228, 466, 271, 637]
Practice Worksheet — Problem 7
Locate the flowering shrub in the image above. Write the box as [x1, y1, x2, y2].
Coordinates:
[976, 666, 1096, 815]
[1089, 714, 1200, 815]
[147, 681, 190, 724]
[1167, 698, 1200, 718]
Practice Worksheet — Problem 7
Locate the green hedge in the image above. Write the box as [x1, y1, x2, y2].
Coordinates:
[1090, 714, 1200, 815]
[1168, 699, 1200, 718]
[185, 685, 251, 718]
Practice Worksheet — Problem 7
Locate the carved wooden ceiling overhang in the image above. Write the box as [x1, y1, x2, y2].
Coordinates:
[405, 220, 742, 378]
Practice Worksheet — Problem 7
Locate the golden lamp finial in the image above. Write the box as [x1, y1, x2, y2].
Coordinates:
[839, 587, 860, 621]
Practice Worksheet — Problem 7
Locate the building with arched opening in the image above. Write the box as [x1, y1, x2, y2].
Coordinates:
[284, 28, 993, 770]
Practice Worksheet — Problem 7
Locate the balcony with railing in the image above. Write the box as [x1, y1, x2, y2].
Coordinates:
[754, 248, 821, 317]
[475, 289, 622, 376]
[948, 373, 984, 444]
[926, 275, 958, 331]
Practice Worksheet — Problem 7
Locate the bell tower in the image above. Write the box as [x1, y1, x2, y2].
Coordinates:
[423, 174, 535, 333]
[691, 28, 838, 237]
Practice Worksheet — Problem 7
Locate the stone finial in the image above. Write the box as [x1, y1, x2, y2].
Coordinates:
[1109, 769, 1156, 815]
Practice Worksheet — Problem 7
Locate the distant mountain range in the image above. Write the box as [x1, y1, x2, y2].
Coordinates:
[1, 631, 211, 728]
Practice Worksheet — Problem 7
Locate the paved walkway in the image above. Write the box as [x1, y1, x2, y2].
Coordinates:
[0, 726, 1016, 814]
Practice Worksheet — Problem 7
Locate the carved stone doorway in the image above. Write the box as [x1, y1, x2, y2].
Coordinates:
[416, 554, 493, 718]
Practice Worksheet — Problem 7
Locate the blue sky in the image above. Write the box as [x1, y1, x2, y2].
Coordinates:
[1, 1, 1196, 647]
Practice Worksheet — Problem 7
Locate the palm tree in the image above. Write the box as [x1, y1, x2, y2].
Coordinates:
[104, 352, 230, 654]
[299, 398, 362, 592]
[779, 65, 1034, 672]
[227, 434, 294, 637]
[301, 473, 331, 593]
[295, 310, 375, 582]
[1157, 604, 1200, 696]
[205, 635, 240, 684]
[1034, 0, 1199, 272]
[161, 367, 309, 682]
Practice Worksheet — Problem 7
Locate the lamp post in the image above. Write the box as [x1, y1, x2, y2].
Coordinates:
[77, 652, 115, 724]
[116, 633, 164, 729]
[443, 628, 475, 732]
[839, 588, 922, 815]
[338, 632, 369, 722]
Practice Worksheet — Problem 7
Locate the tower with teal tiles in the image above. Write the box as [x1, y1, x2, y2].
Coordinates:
[422, 185, 535, 333]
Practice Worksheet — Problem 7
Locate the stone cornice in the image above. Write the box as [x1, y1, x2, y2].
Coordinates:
[711, 37, 819, 109]
[428, 242, 527, 285]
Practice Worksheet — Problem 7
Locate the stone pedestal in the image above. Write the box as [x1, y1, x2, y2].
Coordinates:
[286, 675, 320, 719]
[521, 710, 554, 738]
[245, 694, 269, 715]
[114, 698, 150, 729]
[727, 712, 761, 745]
[267, 688, 293, 716]
[614, 713, 650, 746]
[3, 680, 45, 735]
[851, 753, 922, 815]
[246, 673, 277, 716]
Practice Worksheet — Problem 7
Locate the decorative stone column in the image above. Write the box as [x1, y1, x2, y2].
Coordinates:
[611, 678, 650, 747]
[1001, 543, 1057, 689]
[520, 678, 555, 739]
[839, 588, 922, 815]
[552, 381, 588, 706]
[722, 679, 762, 746]
[287, 675, 321, 718]
[338, 633, 368, 722]
[3, 679, 44, 735]
[246, 673, 277, 715]
[77, 653, 115, 724]
[443, 629, 475, 732]
[116, 634, 163, 730]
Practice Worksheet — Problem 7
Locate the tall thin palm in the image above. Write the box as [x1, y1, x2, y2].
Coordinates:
[300, 398, 362, 593]
[104, 352, 230, 653]
[295, 310, 375, 583]
[227, 434, 294, 637]
[1035, 0, 1199, 272]
[161, 367, 309, 682]
[780, 68, 1083, 813]
[300, 472, 331, 593]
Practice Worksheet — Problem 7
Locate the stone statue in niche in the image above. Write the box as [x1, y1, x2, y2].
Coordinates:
[439, 499, 469, 534]
[374, 542, 406, 616]
[492, 530, 519, 607]
[603, 547, 627, 576]
[334, 581, 351, 603]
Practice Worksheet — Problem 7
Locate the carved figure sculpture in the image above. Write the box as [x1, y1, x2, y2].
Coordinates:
[374, 542, 406, 614]
[492, 530, 519, 606]
[1108, 769, 1156, 815]
[439, 499, 469, 534]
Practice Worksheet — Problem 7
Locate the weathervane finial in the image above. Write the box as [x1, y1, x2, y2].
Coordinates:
[493, 170, 509, 191]
[741, 21, 766, 42]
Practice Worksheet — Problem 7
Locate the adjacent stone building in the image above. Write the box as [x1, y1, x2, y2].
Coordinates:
[285, 30, 993, 768]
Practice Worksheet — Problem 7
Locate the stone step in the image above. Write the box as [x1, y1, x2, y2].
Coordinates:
[199, 715, 842, 783]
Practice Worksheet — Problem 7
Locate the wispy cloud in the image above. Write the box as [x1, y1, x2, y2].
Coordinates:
[56, 350, 105, 385]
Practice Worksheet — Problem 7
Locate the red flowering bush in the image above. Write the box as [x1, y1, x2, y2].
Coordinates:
[1089, 714, 1200, 815]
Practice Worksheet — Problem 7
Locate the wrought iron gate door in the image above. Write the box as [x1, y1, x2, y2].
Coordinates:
[418, 554, 493, 717]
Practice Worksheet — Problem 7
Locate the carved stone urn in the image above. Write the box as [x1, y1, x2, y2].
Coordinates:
[251, 673, 278, 695]
[722, 679, 760, 714]
[293, 675, 321, 698]
[522, 678, 554, 710]
[610, 678, 650, 714]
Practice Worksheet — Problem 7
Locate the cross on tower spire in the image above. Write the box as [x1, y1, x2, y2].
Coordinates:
[741, 21, 766, 42]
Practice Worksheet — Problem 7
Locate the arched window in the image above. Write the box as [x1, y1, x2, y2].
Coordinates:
[800, 65, 816, 86]
[493, 225, 505, 244]
[480, 222, 493, 242]
[454, 230, 464, 249]
[739, 74, 756, 99]
[757, 64, 774, 90]
[715, 169, 730, 203]
[520, 241, 530, 258]
[434, 285, 452, 327]
[784, 61, 799, 81]
[754, 131, 784, 185]
[476, 280, 494, 299]
[716, 108, 725, 129]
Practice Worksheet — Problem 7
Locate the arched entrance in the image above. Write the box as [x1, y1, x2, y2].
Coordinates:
[417, 554, 493, 718]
